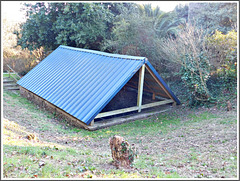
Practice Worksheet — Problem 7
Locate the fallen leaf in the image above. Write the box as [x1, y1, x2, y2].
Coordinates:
[177, 165, 184, 168]
[39, 161, 45, 167]
[165, 171, 171, 174]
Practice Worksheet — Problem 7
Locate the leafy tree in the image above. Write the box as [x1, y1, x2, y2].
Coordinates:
[137, 4, 185, 38]
[174, 4, 189, 23]
[138, 3, 163, 18]
[15, 2, 64, 51]
[3, 18, 18, 50]
[52, 3, 113, 49]
[101, 2, 137, 39]
[103, 4, 186, 73]
[15, 2, 135, 52]
[102, 5, 164, 71]
[154, 12, 186, 38]
[188, 2, 237, 34]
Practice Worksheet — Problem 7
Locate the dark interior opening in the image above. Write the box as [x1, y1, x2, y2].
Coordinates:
[95, 67, 172, 122]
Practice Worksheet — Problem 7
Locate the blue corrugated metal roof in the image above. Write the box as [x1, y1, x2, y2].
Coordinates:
[17, 45, 180, 125]
[17, 45, 145, 125]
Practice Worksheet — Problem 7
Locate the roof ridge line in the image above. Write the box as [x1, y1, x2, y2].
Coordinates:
[59, 45, 146, 61]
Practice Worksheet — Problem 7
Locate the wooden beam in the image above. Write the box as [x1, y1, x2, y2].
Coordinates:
[7, 64, 21, 79]
[137, 64, 145, 112]
[144, 77, 157, 82]
[152, 93, 155, 100]
[90, 119, 94, 126]
[95, 106, 139, 119]
[95, 99, 173, 119]
[125, 83, 169, 98]
[125, 83, 139, 90]
[126, 83, 153, 94]
[134, 72, 155, 93]
[88, 108, 171, 131]
[145, 65, 175, 101]
[141, 99, 174, 109]
[144, 80, 155, 93]
[127, 77, 164, 96]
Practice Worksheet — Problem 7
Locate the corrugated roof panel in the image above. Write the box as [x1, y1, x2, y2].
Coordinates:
[17, 45, 144, 125]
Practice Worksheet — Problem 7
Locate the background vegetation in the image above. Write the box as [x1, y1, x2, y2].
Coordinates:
[3, 2, 237, 107]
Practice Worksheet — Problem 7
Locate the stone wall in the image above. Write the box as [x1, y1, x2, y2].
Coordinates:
[19, 86, 89, 129]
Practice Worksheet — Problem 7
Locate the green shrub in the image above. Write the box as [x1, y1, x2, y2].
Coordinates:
[158, 24, 211, 106]
[206, 30, 237, 90]
[206, 30, 237, 70]
[180, 52, 211, 106]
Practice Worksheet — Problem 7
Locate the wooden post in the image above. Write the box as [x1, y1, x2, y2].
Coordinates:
[90, 119, 94, 126]
[137, 64, 145, 112]
[145, 66, 175, 101]
[172, 102, 177, 107]
[152, 93, 155, 100]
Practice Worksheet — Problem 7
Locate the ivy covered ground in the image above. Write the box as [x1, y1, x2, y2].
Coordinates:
[2, 90, 238, 179]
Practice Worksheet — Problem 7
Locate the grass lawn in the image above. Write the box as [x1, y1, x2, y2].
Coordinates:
[2, 90, 238, 179]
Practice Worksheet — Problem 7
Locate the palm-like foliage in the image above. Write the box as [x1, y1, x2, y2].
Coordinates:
[138, 3, 162, 18]
[154, 12, 186, 38]
[137, 4, 186, 38]
[138, 4, 186, 38]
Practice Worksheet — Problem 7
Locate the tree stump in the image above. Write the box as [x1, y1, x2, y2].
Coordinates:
[109, 135, 136, 169]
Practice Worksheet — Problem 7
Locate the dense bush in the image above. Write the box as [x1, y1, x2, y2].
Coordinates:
[157, 24, 237, 106]
[15, 2, 135, 52]
[3, 47, 46, 75]
[3, 18, 46, 74]
[157, 24, 212, 105]
[102, 4, 184, 73]
[206, 30, 237, 94]
[188, 2, 237, 34]
[206, 30, 237, 72]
